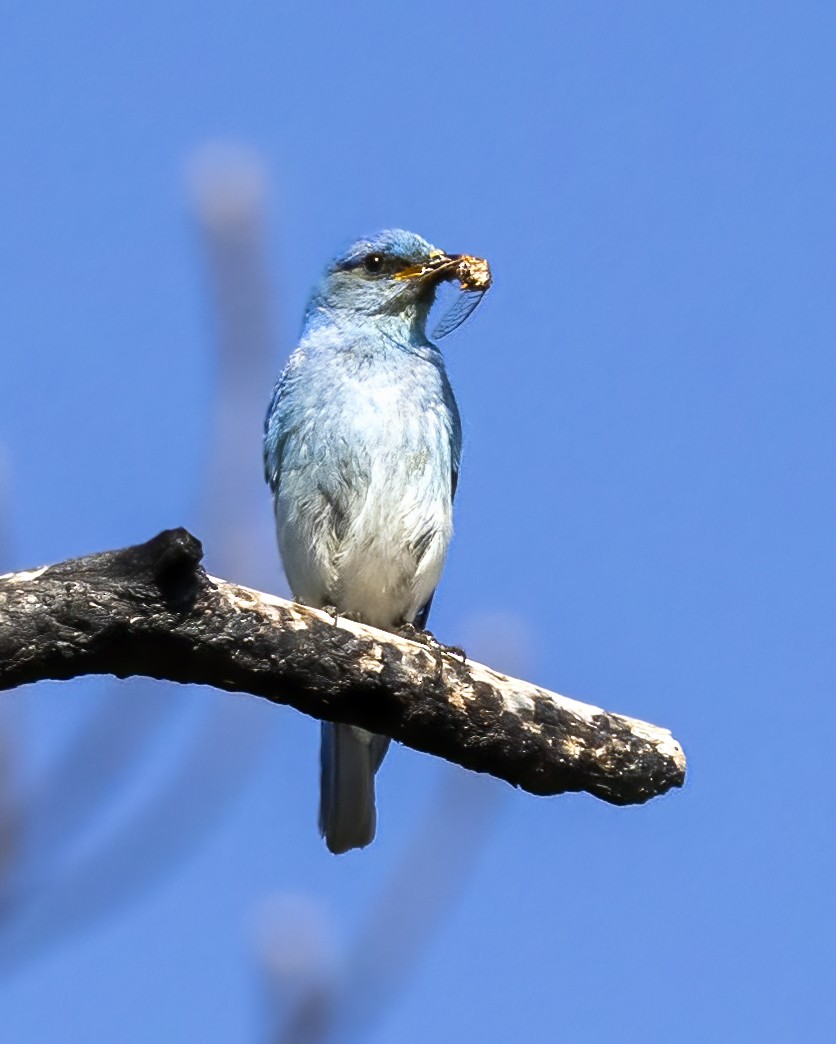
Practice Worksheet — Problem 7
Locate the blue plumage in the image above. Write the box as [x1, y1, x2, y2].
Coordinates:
[264, 230, 473, 853]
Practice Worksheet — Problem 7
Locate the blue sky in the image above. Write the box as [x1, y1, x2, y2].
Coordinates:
[0, 2, 834, 1041]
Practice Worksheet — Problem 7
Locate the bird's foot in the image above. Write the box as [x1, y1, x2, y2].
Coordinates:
[397, 624, 468, 665]
[444, 643, 468, 664]
[321, 605, 368, 627]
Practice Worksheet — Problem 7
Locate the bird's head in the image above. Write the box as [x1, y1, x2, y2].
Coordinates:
[305, 229, 477, 337]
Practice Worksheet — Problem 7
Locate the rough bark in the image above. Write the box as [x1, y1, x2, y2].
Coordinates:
[0, 529, 686, 805]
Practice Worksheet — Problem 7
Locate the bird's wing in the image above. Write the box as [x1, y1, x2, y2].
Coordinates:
[263, 366, 291, 491]
[414, 373, 461, 631]
[448, 375, 462, 502]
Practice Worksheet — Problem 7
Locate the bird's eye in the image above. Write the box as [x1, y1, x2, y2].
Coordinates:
[363, 253, 384, 274]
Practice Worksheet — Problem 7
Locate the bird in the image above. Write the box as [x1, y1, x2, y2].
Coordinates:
[264, 229, 483, 853]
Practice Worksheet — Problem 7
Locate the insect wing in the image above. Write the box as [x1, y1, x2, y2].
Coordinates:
[431, 288, 487, 340]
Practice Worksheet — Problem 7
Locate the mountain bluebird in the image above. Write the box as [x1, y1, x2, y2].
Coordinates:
[264, 229, 487, 853]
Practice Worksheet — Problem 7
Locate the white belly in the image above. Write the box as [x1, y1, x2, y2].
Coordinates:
[276, 380, 454, 630]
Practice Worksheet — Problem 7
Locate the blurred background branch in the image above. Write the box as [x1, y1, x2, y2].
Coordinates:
[0, 145, 277, 970]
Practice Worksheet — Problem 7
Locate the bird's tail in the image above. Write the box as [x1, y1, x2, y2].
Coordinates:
[319, 723, 390, 854]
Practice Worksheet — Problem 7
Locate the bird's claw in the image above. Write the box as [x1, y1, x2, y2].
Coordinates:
[397, 622, 423, 643]
[397, 624, 468, 665]
[443, 643, 468, 664]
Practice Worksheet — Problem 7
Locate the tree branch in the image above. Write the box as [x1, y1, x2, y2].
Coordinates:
[0, 529, 685, 805]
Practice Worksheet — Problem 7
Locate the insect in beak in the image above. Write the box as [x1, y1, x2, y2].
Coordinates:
[394, 252, 492, 293]
[394, 250, 492, 339]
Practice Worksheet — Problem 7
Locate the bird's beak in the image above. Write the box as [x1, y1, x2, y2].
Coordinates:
[394, 250, 492, 292]
[393, 250, 461, 283]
